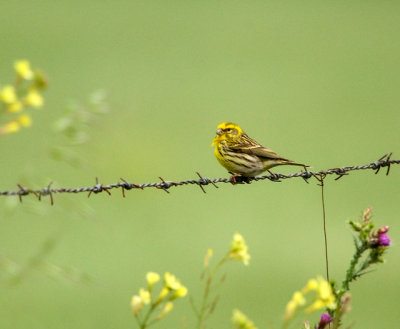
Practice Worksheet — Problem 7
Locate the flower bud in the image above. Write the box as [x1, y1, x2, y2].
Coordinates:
[317, 313, 332, 329]
[378, 225, 389, 235]
[130, 295, 143, 316]
[378, 233, 391, 246]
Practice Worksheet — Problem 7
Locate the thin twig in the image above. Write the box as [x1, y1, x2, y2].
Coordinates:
[316, 175, 330, 282]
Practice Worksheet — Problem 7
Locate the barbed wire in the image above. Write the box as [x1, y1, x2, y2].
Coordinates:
[0, 153, 398, 205]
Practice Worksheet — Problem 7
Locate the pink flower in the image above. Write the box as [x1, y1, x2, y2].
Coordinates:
[317, 313, 332, 329]
[379, 233, 391, 246]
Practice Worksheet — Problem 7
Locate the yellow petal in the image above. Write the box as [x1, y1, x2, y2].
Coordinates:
[139, 288, 151, 304]
[17, 114, 32, 127]
[157, 302, 173, 319]
[0, 85, 17, 104]
[130, 295, 143, 316]
[146, 272, 160, 287]
[0, 121, 20, 134]
[164, 272, 181, 290]
[25, 89, 44, 108]
[14, 60, 34, 80]
[6, 101, 23, 113]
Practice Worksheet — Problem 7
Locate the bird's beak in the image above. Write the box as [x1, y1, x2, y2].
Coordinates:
[211, 129, 224, 146]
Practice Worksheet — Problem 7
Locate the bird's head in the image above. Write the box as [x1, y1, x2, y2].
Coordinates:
[212, 122, 243, 146]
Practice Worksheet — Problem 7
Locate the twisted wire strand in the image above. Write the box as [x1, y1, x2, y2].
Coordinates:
[0, 154, 398, 205]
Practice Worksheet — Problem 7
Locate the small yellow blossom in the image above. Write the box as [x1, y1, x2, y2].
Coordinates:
[155, 287, 170, 305]
[308, 278, 336, 312]
[146, 271, 160, 289]
[229, 233, 250, 265]
[157, 302, 174, 320]
[306, 300, 325, 313]
[14, 60, 34, 80]
[25, 89, 44, 108]
[293, 291, 306, 305]
[284, 276, 336, 322]
[301, 279, 318, 294]
[204, 248, 213, 266]
[17, 114, 32, 127]
[232, 309, 258, 329]
[139, 288, 151, 305]
[6, 101, 23, 113]
[284, 300, 297, 320]
[159, 286, 169, 298]
[175, 285, 188, 297]
[130, 295, 143, 316]
[0, 121, 20, 135]
[0, 85, 17, 104]
[164, 272, 182, 290]
[170, 284, 188, 300]
[284, 291, 306, 321]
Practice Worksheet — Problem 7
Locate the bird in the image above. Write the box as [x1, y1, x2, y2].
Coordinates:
[212, 122, 308, 179]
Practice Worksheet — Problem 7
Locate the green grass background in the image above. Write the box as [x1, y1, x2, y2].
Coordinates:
[1, 1, 400, 328]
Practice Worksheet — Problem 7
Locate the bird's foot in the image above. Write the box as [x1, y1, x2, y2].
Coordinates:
[229, 173, 252, 185]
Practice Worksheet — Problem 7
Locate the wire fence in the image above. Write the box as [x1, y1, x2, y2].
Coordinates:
[0, 153, 398, 205]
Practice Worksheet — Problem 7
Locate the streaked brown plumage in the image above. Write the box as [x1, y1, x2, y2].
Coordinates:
[212, 122, 308, 177]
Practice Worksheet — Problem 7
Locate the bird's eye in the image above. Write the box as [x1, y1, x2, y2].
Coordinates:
[226, 128, 232, 133]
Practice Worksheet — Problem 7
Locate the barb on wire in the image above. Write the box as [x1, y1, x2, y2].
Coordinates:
[0, 154, 398, 205]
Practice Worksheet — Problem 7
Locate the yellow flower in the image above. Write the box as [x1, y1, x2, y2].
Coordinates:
[6, 101, 23, 113]
[25, 89, 44, 108]
[159, 286, 169, 298]
[139, 288, 151, 305]
[14, 60, 34, 80]
[284, 291, 306, 321]
[0, 85, 17, 104]
[284, 276, 336, 322]
[301, 279, 318, 294]
[293, 291, 306, 305]
[157, 302, 173, 320]
[170, 284, 188, 300]
[17, 114, 32, 127]
[130, 295, 143, 316]
[284, 300, 297, 321]
[232, 309, 258, 329]
[175, 285, 188, 297]
[154, 287, 169, 306]
[164, 272, 182, 290]
[146, 272, 160, 289]
[0, 121, 20, 135]
[306, 300, 325, 313]
[305, 276, 336, 313]
[229, 233, 250, 265]
[204, 248, 213, 266]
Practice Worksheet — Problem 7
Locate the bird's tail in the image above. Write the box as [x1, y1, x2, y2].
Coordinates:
[282, 160, 310, 170]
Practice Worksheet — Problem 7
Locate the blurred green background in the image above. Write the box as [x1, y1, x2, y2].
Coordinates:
[1, 1, 400, 328]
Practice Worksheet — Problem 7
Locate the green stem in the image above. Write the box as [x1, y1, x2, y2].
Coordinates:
[342, 243, 366, 292]
[196, 255, 228, 329]
[332, 242, 369, 328]
[140, 304, 156, 329]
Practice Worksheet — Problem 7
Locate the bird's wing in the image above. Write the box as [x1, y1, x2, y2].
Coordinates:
[229, 139, 289, 161]
[241, 144, 289, 161]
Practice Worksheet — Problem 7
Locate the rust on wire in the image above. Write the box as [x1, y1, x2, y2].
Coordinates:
[0, 154, 398, 204]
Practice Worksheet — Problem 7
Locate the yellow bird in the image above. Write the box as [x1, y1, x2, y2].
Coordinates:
[212, 122, 308, 177]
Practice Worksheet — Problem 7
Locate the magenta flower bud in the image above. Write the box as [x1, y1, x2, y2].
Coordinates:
[379, 233, 391, 246]
[317, 313, 332, 329]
